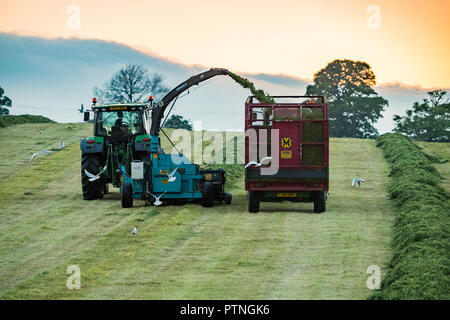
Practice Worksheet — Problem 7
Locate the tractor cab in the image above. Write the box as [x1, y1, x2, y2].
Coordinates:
[90, 103, 151, 143]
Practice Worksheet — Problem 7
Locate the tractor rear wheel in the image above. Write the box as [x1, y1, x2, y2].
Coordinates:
[202, 182, 214, 207]
[314, 191, 327, 213]
[121, 182, 133, 208]
[81, 154, 104, 200]
[248, 191, 260, 213]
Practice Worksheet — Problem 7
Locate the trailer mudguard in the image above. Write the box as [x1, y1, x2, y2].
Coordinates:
[80, 136, 104, 154]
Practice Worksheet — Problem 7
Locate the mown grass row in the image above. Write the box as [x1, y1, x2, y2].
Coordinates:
[0, 114, 54, 127]
[371, 133, 449, 299]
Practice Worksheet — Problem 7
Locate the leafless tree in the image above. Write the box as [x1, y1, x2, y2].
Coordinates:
[94, 64, 169, 103]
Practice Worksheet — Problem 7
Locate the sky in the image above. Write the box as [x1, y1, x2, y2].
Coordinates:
[0, 0, 449, 89]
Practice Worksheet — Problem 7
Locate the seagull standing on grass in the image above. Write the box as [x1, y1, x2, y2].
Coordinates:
[132, 226, 137, 235]
[59, 142, 65, 150]
[245, 156, 272, 169]
[149, 191, 167, 206]
[352, 178, 366, 187]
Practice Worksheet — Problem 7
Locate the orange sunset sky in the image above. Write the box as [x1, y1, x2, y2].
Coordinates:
[0, 0, 449, 89]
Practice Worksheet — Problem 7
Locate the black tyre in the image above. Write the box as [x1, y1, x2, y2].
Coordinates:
[121, 182, 133, 208]
[81, 154, 104, 200]
[248, 191, 260, 213]
[202, 182, 214, 207]
[225, 193, 232, 205]
[104, 183, 109, 194]
[314, 191, 327, 213]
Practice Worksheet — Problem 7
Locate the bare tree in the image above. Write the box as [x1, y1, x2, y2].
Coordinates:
[94, 64, 169, 103]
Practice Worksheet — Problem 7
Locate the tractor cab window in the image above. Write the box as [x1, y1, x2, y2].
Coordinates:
[95, 110, 145, 137]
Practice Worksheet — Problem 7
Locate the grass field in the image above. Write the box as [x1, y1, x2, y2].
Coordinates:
[0, 123, 399, 299]
[415, 141, 450, 192]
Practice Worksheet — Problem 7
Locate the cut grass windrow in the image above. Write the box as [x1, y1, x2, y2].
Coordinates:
[371, 133, 450, 300]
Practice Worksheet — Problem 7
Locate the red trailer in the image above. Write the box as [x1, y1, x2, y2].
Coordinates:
[245, 96, 329, 213]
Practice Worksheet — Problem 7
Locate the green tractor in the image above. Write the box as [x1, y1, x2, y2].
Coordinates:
[80, 101, 153, 201]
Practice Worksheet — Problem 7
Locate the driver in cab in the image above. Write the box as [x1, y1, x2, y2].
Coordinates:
[112, 111, 130, 136]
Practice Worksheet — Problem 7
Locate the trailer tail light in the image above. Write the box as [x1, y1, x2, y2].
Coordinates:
[143, 138, 151, 142]
[87, 140, 95, 144]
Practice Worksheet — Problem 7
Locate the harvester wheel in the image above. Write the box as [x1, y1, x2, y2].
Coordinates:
[248, 191, 260, 213]
[81, 154, 104, 200]
[314, 191, 326, 213]
[225, 193, 232, 205]
[202, 182, 214, 207]
[121, 183, 133, 208]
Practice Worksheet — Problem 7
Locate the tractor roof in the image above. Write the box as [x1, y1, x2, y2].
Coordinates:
[92, 103, 149, 111]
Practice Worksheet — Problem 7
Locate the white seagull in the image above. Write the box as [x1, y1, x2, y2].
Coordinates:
[84, 165, 108, 182]
[165, 168, 178, 182]
[352, 178, 366, 187]
[58, 142, 65, 150]
[149, 191, 167, 206]
[132, 226, 137, 235]
[29, 150, 53, 166]
[245, 156, 272, 169]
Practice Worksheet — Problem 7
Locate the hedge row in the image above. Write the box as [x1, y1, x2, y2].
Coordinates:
[0, 115, 54, 128]
[370, 133, 449, 299]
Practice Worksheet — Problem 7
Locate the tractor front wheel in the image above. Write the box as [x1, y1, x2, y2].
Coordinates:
[121, 183, 133, 208]
[81, 154, 104, 200]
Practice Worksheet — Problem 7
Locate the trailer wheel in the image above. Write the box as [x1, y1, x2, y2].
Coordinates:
[225, 193, 232, 205]
[121, 183, 133, 208]
[104, 183, 109, 195]
[81, 154, 104, 200]
[248, 191, 260, 213]
[202, 182, 214, 207]
[314, 191, 326, 213]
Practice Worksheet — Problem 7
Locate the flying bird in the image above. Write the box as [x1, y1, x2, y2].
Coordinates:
[29, 150, 53, 166]
[352, 178, 366, 187]
[165, 168, 178, 182]
[132, 226, 137, 235]
[149, 191, 167, 206]
[58, 142, 65, 150]
[84, 165, 107, 182]
[78, 104, 84, 113]
[245, 156, 272, 169]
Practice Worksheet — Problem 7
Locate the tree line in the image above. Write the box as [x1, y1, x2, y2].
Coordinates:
[1, 60, 448, 141]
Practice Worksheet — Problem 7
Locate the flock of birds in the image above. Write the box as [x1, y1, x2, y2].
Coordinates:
[29, 132, 65, 166]
[30, 130, 366, 234]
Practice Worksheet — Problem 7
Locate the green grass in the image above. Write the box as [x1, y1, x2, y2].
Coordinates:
[0, 114, 54, 128]
[415, 141, 450, 193]
[370, 133, 450, 300]
[0, 124, 397, 299]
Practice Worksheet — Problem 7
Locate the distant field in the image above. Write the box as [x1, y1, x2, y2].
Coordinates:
[415, 141, 450, 192]
[0, 114, 54, 128]
[0, 123, 398, 299]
